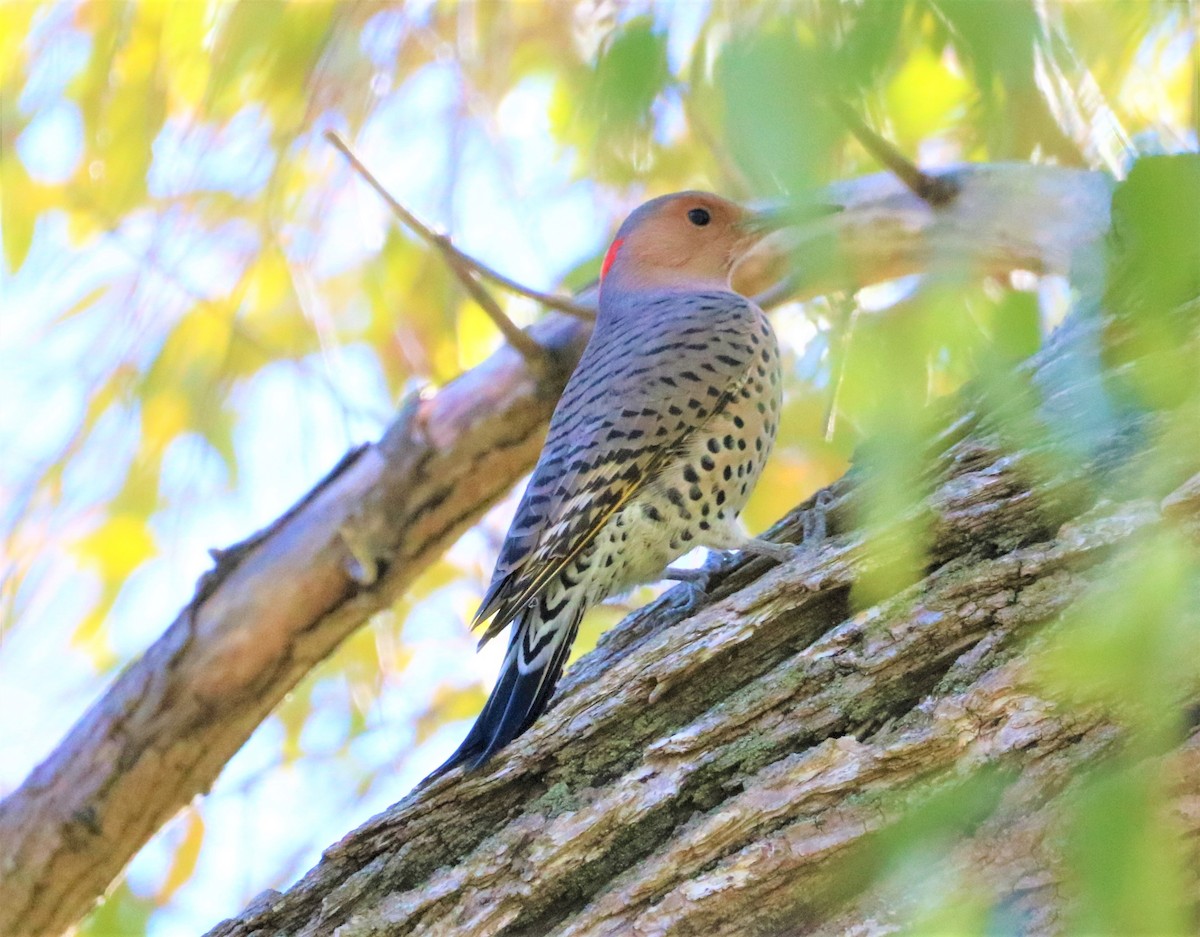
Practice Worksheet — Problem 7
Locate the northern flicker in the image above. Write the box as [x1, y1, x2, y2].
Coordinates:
[439, 191, 790, 773]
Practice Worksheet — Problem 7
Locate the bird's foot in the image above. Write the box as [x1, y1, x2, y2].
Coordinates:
[661, 550, 741, 604]
[660, 565, 710, 584]
[661, 564, 714, 607]
[738, 537, 797, 565]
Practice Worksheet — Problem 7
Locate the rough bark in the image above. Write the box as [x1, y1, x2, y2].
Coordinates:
[0, 164, 1119, 936]
[203, 312, 1200, 934]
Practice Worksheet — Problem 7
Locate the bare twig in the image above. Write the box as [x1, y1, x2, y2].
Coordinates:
[325, 131, 595, 322]
[829, 98, 959, 207]
[325, 132, 548, 364]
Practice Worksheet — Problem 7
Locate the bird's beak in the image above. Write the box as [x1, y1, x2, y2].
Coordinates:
[738, 201, 842, 241]
[731, 201, 840, 292]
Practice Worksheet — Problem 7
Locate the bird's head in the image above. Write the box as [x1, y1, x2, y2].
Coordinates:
[599, 191, 781, 296]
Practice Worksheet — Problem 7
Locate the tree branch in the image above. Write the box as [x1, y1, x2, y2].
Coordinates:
[202, 316, 1200, 934]
[325, 131, 551, 364]
[325, 130, 596, 322]
[829, 97, 960, 207]
[0, 163, 1114, 937]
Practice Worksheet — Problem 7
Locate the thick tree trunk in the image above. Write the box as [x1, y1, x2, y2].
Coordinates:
[0, 164, 1135, 936]
[205, 310, 1200, 935]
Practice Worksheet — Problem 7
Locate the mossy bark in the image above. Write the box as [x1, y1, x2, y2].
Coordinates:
[207, 315, 1200, 936]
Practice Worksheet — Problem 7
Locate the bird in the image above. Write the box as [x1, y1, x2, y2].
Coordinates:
[437, 191, 792, 774]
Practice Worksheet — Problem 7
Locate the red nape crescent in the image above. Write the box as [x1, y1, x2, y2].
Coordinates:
[600, 238, 624, 280]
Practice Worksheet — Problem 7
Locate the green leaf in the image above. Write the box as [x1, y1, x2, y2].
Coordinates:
[1066, 764, 1191, 936]
[588, 17, 670, 137]
[79, 881, 154, 937]
[714, 24, 840, 197]
[1105, 154, 1200, 407]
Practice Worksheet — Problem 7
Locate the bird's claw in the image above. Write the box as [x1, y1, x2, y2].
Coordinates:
[738, 537, 797, 565]
[662, 548, 742, 604]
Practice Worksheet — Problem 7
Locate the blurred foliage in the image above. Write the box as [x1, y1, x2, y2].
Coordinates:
[1, 0, 1197, 933]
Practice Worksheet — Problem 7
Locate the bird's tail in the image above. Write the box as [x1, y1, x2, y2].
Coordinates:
[432, 602, 583, 776]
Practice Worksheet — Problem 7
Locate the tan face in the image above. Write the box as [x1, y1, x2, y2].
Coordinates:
[603, 192, 766, 291]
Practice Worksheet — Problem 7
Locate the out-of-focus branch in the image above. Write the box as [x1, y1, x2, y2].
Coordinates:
[829, 98, 960, 207]
[325, 131, 596, 322]
[325, 131, 548, 363]
[0, 163, 1113, 937]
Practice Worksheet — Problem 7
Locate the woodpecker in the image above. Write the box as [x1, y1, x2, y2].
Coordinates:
[439, 191, 790, 773]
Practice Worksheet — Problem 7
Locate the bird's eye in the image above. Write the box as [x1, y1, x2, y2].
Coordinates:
[687, 207, 711, 227]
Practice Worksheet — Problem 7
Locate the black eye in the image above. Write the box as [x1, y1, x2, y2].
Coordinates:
[687, 207, 711, 227]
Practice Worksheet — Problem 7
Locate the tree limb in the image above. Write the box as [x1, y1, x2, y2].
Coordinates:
[202, 329, 1200, 934]
[0, 163, 1114, 937]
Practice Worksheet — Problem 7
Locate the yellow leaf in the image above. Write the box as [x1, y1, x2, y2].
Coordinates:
[0, 3, 35, 74]
[146, 308, 232, 392]
[159, 810, 205, 902]
[71, 603, 117, 671]
[1, 153, 36, 272]
[142, 389, 191, 452]
[886, 47, 968, 145]
[83, 1, 167, 218]
[74, 514, 157, 581]
[457, 299, 501, 371]
[162, 2, 211, 111]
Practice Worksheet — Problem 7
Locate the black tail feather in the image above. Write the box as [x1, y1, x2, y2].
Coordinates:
[430, 607, 581, 778]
